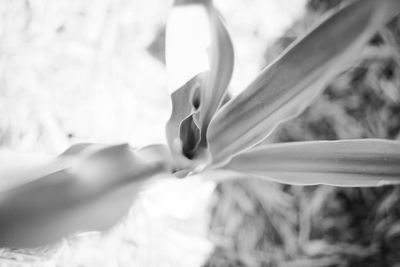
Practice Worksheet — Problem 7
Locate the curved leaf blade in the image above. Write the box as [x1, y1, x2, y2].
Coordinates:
[221, 139, 400, 187]
[166, 0, 234, 141]
[207, 0, 397, 165]
[199, 10, 234, 137]
[0, 144, 168, 247]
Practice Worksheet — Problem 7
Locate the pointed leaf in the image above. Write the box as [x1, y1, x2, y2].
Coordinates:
[207, 0, 398, 165]
[0, 144, 168, 247]
[221, 139, 400, 187]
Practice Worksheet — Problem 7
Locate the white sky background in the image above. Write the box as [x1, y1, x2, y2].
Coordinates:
[0, 0, 307, 266]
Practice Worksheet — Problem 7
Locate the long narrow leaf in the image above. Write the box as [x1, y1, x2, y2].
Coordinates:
[207, 0, 398, 165]
[199, 9, 234, 138]
[221, 139, 400, 187]
[0, 144, 168, 247]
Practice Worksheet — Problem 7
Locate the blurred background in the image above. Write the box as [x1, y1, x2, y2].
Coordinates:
[1, 0, 400, 266]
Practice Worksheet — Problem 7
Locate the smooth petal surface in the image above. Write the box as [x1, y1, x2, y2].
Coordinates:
[0, 144, 168, 247]
[207, 0, 398, 165]
[222, 139, 400, 187]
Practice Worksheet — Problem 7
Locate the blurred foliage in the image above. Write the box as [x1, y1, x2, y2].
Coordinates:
[205, 1, 400, 267]
[0, 0, 171, 154]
